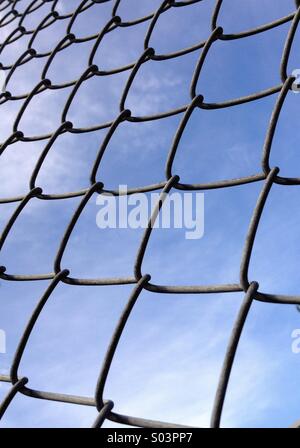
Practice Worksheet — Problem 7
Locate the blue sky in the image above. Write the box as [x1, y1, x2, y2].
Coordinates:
[1, 0, 300, 428]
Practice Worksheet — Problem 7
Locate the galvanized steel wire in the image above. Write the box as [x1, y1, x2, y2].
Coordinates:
[0, 0, 300, 428]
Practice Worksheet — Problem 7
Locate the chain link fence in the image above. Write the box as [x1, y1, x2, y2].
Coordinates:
[0, 0, 300, 428]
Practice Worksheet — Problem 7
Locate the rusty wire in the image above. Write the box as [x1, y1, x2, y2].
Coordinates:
[0, 0, 300, 428]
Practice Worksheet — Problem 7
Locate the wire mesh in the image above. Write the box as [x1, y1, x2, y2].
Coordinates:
[0, 0, 300, 428]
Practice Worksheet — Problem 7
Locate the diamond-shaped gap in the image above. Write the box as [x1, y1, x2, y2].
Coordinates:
[70, 0, 112, 40]
[102, 288, 243, 427]
[217, 0, 295, 35]
[59, 192, 144, 279]
[96, 114, 181, 190]
[171, 94, 275, 185]
[0, 139, 45, 197]
[20, 1, 52, 31]
[0, 279, 46, 374]
[5, 56, 45, 97]
[0, 33, 31, 68]
[264, 89, 300, 180]
[13, 281, 132, 398]
[0, 196, 79, 275]
[221, 299, 300, 428]
[14, 0, 37, 14]
[29, 17, 68, 55]
[148, 0, 213, 55]
[125, 51, 198, 116]
[248, 183, 300, 297]
[194, 22, 289, 103]
[16, 84, 72, 137]
[46, 39, 95, 86]
[116, 0, 163, 22]
[92, 19, 149, 71]
[36, 128, 105, 195]
[141, 182, 261, 286]
[67, 70, 128, 128]
[0, 18, 22, 46]
[0, 99, 26, 143]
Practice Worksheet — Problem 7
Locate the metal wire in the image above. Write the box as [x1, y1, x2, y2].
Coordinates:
[0, 0, 299, 428]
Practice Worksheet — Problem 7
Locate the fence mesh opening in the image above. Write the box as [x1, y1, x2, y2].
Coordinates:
[1, 0, 300, 428]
